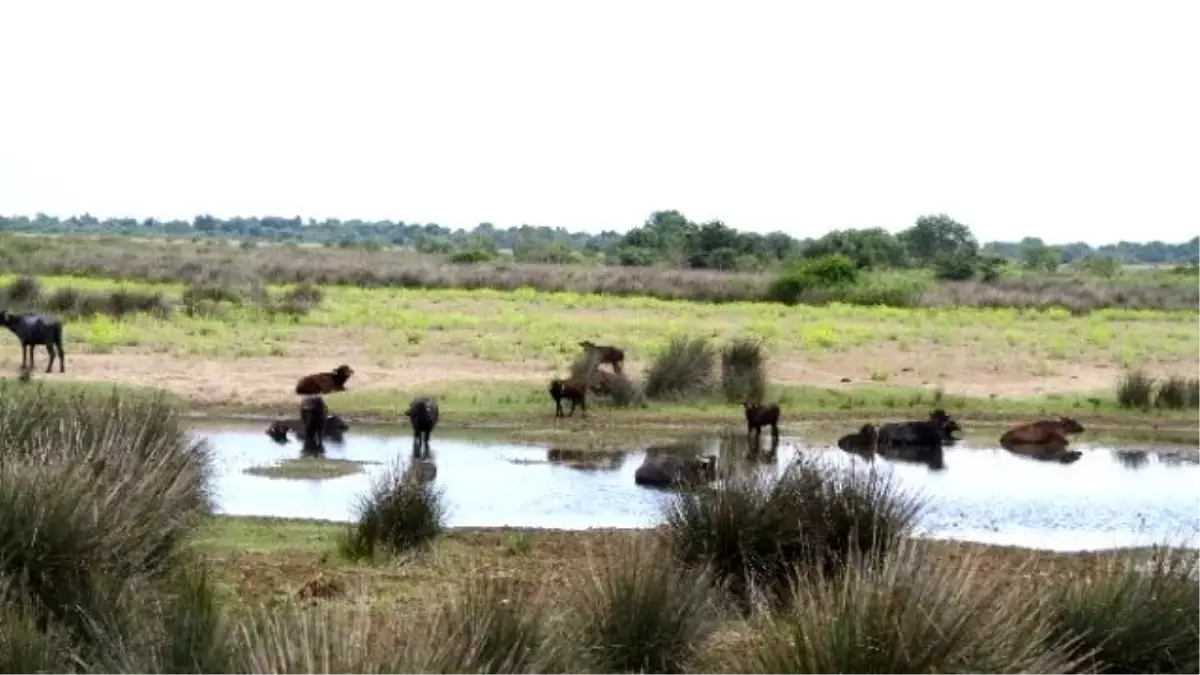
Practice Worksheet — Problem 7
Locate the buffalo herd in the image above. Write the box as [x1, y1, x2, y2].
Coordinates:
[255, 339, 1092, 493]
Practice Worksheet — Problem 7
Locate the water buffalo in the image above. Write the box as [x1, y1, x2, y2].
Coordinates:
[298, 394, 329, 457]
[0, 310, 65, 374]
[264, 414, 349, 445]
[295, 365, 354, 396]
[406, 396, 439, 459]
[579, 340, 625, 375]
[633, 454, 718, 489]
[837, 423, 878, 460]
[743, 401, 781, 452]
[549, 378, 588, 418]
[999, 417, 1086, 463]
[874, 411, 953, 470]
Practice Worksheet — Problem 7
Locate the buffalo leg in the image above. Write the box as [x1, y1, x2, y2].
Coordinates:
[45, 343, 56, 373]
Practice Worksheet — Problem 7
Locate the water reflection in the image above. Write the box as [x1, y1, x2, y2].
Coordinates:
[195, 422, 1200, 552]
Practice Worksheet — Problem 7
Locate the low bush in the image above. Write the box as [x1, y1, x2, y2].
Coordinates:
[3, 274, 171, 318]
[767, 254, 859, 305]
[720, 338, 767, 403]
[644, 337, 717, 401]
[338, 459, 446, 560]
[710, 541, 1083, 673]
[1042, 546, 1199, 674]
[570, 537, 719, 673]
[570, 354, 644, 408]
[1116, 370, 1200, 410]
[662, 455, 924, 607]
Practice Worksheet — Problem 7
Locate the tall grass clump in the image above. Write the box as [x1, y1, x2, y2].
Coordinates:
[708, 541, 1083, 674]
[569, 537, 719, 673]
[338, 459, 446, 560]
[720, 338, 767, 403]
[662, 455, 924, 607]
[0, 380, 215, 660]
[1041, 546, 1199, 674]
[421, 575, 564, 673]
[644, 336, 716, 401]
[1153, 375, 1186, 409]
[1116, 369, 1156, 409]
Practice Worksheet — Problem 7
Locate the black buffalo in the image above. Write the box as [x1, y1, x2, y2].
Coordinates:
[406, 396, 439, 459]
[299, 395, 329, 457]
[633, 454, 717, 489]
[0, 310, 65, 373]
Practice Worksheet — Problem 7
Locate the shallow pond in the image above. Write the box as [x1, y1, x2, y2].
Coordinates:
[198, 422, 1200, 552]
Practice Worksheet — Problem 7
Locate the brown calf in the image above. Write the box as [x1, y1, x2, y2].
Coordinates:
[295, 364, 355, 395]
[549, 378, 588, 418]
[579, 340, 625, 375]
[837, 423, 879, 459]
[743, 401, 781, 450]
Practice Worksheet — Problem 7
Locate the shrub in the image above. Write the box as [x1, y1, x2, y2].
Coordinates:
[644, 337, 716, 401]
[1153, 375, 1197, 410]
[1116, 369, 1155, 409]
[720, 338, 767, 403]
[570, 537, 718, 673]
[339, 460, 446, 560]
[1042, 546, 1199, 674]
[662, 455, 924, 607]
[710, 541, 1083, 674]
[3, 274, 42, 303]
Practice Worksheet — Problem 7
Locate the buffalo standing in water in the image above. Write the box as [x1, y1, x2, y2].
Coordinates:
[837, 423, 879, 460]
[634, 454, 718, 490]
[406, 396, 439, 459]
[298, 395, 329, 457]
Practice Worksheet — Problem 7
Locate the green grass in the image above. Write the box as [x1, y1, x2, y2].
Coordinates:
[242, 458, 374, 480]
[2, 274, 1196, 372]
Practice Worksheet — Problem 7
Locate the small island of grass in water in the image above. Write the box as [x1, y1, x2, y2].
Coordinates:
[243, 457, 376, 480]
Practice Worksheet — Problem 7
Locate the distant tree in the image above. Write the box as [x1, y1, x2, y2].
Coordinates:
[801, 227, 910, 269]
[898, 214, 978, 266]
[1020, 239, 1061, 272]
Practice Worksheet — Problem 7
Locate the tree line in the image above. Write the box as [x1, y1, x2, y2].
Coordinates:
[2, 211, 1196, 276]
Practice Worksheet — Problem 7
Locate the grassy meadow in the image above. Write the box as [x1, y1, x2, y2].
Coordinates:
[1, 381, 1196, 674]
[1, 271, 1197, 431]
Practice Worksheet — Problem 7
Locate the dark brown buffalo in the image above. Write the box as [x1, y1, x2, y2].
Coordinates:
[298, 394, 329, 456]
[295, 364, 354, 396]
[999, 417, 1086, 463]
[549, 378, 588, 418]
[579, 340, 625, 374]
[743, 401, 781, 451]
[837, 423, 878, 460]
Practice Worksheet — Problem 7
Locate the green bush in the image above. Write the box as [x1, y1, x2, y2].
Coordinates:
[720, 338, 767, 403]
[768, 254, 859, 305]
[339, 460, 446, 560]
[710, 541, 1082, 674]
[662, 455, 924, 607]
[570, 538, 718, 673]
[644, 337, 717, 401]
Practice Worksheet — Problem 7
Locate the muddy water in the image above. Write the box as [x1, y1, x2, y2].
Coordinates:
[197, 422, 1200, 552]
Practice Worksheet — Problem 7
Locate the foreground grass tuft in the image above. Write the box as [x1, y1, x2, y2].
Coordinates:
[338, 459, 446, 560]
[570, 537, 719, 673]
[711, 541, 1084, 674]
[663, 455, 925, 607]
[1042, 546, 1200, 674]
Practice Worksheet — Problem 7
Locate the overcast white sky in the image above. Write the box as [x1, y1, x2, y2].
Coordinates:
[1, 0, 1197, 244]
